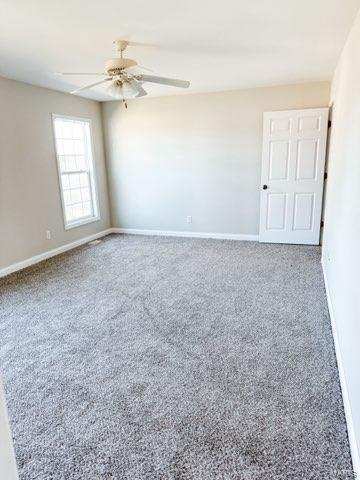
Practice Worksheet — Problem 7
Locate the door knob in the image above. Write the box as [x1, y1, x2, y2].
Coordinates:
[262, 185, 268, 190]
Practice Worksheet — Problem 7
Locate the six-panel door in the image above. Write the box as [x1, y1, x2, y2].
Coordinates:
[259, 108, 329, 245]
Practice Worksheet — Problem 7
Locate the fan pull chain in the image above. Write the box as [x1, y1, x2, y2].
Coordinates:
[123, 99, 128, 109]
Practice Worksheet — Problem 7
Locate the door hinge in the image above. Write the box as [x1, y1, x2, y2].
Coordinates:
[328, 120, 332, 128]
[324, 172, 328, 180]
[321, 220, 324, 228]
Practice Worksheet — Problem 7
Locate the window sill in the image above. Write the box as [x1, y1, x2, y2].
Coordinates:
[64, 215, 100, 230]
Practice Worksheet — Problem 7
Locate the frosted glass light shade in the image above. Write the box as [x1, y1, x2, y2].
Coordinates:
[106, 80, 138, 99]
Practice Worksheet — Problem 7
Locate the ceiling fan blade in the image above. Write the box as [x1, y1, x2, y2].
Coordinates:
[137, 65, 154, 73]
[138, 74, 190, 88]
[70, 78, 112, 94]
[128, 79, 148, 98]
[56, 72, 106, 76]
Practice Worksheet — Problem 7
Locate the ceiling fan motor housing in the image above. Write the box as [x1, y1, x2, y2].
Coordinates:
[105, 58, 137, 75]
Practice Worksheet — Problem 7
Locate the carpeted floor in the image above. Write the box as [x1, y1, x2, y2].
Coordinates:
[0, 234, 353, 479]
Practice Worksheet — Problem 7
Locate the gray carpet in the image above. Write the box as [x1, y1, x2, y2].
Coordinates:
[0, 234, 353, 479]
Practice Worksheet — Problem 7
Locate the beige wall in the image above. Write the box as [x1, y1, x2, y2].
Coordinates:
[0, 76, 110, 269]
[322, 10, 360, 471]
[102, 82, 330, 235]
[0, 79, 329, 270]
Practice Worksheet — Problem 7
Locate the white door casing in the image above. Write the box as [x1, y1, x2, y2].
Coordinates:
[259, 108, 329, 245]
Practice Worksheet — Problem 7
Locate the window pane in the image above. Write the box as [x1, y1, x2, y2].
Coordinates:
[74, 140, 85, 155]
[81, 187, 90, 201]
[59, 156, 66, 171]
[67, 156, 76, 171]
[63, 139, 73, 155]
[62, 121, 72, 139]
[79, 172, 89, 187]
[63, 190, 71, 206]
[74, 204, 83, 218]
[83, 202, 92, 216]
[54, 116, 97, 227]
[73, 123, 84, 139]
[56, 139, 64, 155]
[77, 156, 86, 170]
[61, 174, 70, 190]
[69, 174, 80, 188]
[70, 188, 82, 204]
[54, 121, 62, 139]
[65, 206, 73, 221]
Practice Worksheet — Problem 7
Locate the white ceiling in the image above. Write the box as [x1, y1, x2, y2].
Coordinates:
[0, 0, 359, 101]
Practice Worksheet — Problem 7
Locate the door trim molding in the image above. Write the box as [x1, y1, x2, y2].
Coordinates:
[321, 257, 360, 477]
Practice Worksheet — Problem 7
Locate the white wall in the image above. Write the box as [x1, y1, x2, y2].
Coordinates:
[322, 10, 360, 472]
[102, 82, 329, 235]
[0, 76, 110, 270]
[0, 377, 18, 480]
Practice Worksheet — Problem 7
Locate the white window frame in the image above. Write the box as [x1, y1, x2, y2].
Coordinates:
[52, 114, 100, 230]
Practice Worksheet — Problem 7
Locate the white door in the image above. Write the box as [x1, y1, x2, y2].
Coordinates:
[259, 108, 329, 245]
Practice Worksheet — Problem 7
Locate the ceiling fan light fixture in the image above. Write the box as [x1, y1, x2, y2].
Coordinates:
[105, 57, 137, 75]
[106, 79, 139, 99]
[62, 39, 190, 99]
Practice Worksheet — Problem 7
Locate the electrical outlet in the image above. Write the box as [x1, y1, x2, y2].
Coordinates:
[46, 230, 51, 240]
[186, 216, 192, 224]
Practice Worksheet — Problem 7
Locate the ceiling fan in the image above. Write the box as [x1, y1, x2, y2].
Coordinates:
[56, 40, 190, 100]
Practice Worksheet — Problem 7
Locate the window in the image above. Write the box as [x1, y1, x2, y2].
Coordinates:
[52, 115, 99, 229]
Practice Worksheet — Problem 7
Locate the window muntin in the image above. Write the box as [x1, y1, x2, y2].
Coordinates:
[53, 115, 99, 229]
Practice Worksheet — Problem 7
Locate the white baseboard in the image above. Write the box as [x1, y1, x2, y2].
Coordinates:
[0, 227, 258, 278]
[111, 227, 259, 242]
[321, 257, 360, 477]
[0, 229, 113, 278]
